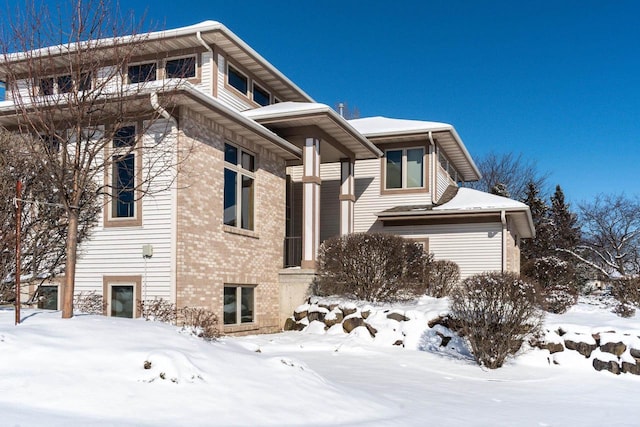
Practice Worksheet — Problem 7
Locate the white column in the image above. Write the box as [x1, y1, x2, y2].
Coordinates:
[301, 138, 320, 269]
[339, 157, 355, 235]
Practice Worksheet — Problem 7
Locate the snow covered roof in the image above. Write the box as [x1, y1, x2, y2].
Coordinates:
[1, 21, 313, 103]
[242, 102, 382, 161]
[377, 187, 535, 238]
[349, 116, 481, 182]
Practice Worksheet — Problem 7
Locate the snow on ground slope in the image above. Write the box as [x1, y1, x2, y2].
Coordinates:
[1, 297, 639, 427]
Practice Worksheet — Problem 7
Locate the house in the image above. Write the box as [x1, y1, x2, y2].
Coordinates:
[0, 21, 534, 334]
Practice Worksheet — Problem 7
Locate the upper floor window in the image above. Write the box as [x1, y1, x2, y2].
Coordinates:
[252, 83, 270, 106]
[128, 62, 157, 84]
[224, 143, 255, 230]
[385, 147, 424, 190]
[37, 72, 92, 95]
[227, 64, 248, 95]
[165, 56, 196, 79]
[439, 151, 459, 182]
[112, 125, 137, 219]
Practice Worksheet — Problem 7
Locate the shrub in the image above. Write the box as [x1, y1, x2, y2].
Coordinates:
[180, 307, 220, 340]
[73, 291, 105, 315]
[450, 272, 543, 369]
[138, 298, 178, 323]
[611, 277, 640, 318]
[424, 259, 460, 297]
[315, 233, 427, 302]
[521, 256, 579, 314]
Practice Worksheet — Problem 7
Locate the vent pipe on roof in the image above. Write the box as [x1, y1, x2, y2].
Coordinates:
[338, 102, 345, 118]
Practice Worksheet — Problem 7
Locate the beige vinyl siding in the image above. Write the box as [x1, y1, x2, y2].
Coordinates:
[74, 119, 176, 300]
[216, 54, 253, 111]
[436, 167, 451, 201]
[385, 222, 503, 279]
[193, 51, 213, 95]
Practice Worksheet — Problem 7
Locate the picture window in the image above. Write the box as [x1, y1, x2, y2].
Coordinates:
[385, 147, 424, 190]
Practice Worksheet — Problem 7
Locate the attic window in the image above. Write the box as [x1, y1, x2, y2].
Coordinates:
[227, 64, 248, 95]
[165, 56, 196, 79]
[128, 62, 157, 83]
[385, 147, 424, 190]
[252, 83, 270, 106]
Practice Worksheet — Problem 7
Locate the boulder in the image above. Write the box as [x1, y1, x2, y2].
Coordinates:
[283, 318, 306, 331]
[393, 340, 404, 346]
[365, 323, 378, 338]
[630, 347, 640, 360]
[564, 339, 597, 358]
[436, 331, 452, 347]
[622, 362, 640, 375]
[361, 309, 371, 319]
[600, 341, 627, 357]
[386, 312, 410, 322]
[323, 310, 344, 328]
[342, 307, 358, 317]
[293, 310, 307, 321]
[307, 311, 326, 322]
[343, 317, 365, 333]
[593, 359, 621, 375]
[545, 342, 565, 354]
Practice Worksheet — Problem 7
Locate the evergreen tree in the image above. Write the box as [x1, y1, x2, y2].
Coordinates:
[549, 185, 581, 254]
[520, 182, 552, 261]
[490, 182, 510, 198]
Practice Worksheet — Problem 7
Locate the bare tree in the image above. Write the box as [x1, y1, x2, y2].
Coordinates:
[0, 129, 98, 303]
[465, 152, 548, 201]
[559, 194, 640, 279]
[0, 0, 185, 318]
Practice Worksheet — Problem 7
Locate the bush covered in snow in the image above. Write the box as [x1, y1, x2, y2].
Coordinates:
[424, 259, 460, 298]
[450, 272, 543, 369]
[315, 233, 428, 302]
[522, 256, 579, 314]
[611, 277, 640, 318]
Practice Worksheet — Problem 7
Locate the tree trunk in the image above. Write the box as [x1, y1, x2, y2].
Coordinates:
[61, 209, 79, 319]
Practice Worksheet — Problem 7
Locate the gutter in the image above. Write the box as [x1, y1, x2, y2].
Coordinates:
[196, 31, 214, 96]
[501, 210, 507, 273]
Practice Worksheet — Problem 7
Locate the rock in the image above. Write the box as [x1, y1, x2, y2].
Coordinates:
[622, 362, 640, 375]
[342, 317, 365, 333]
[436, 331, 452, 347]
[283, 318, 306, 331]
[386, 312, 409, 322]
[342, 307, 357, 317]
[323, 310, 344, 328]
[361, 309, 371, 319]
[545, 342, 565, 354]
[630, 347, 640, 360]
[393, 340, 404, 346]
[592, 333, 601, 347]
[593, 359, 621, 375]
[307, 311, 326, 322]
[293, 310, 307, 321]
[318, 303, 331, 311]
[564, 339, 597, 358]
[600, 341, 627, 357]
[365, 323, 378, 338]
[557, 327, 567, 336]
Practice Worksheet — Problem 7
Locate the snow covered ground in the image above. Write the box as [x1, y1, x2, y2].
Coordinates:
[1, 297, 639, 427]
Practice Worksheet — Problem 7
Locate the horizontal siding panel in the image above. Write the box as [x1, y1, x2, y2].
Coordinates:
[386, 222, 502, 279]
[216, 55, 253, 111]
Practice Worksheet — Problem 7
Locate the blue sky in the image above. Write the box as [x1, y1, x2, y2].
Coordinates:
[2, 1, 639, 204]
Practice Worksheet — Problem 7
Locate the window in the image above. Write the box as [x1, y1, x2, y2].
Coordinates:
[128, 62, 157, 83]
[252, 83, 270, 106]
[37, 73, 91, 95]
[78, 73, 92, 91]
[104, 276, 141, 318]
[227, 64, 248, 95]
[439, 151, 459, 182]
[56, 75, 73, 93]
[223, 285, 255, 325]
[224, 143, 255, 230]
[385, 147, 424, 190]
[165, 56, 196, 79]
[39, 77, 54, 95]
[37, 285, 58, 310]
[112, 126, 136, 219]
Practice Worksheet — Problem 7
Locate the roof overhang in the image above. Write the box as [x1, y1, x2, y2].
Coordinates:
[0, 80, 302, 161]
[242, 102, 382, 163]
[1, 21, 313, 104]
[376, 205, 535, 238]
[349, 117, 481, 182]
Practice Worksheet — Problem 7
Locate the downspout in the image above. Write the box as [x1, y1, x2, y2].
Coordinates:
[150, 91, 179, 308]
[196, 31, 214, 95]
[428, 131, 436, 202]
[501, 210, 507, 273]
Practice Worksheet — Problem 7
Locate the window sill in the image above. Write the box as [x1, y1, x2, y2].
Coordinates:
[223, 323, 260, 334]
[223, 225, 259, 239]
[380, 187, 429, 196]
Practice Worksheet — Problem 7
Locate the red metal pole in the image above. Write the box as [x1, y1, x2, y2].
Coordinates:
[15, 180, 21, 325]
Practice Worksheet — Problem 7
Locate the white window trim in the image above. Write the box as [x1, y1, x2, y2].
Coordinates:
[252, 81, 271, 106]
[163, 54, 198, 79]
[226, 63, 249, 96]
[127, 61, 158, 84]
[384, 146, 426, 190]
